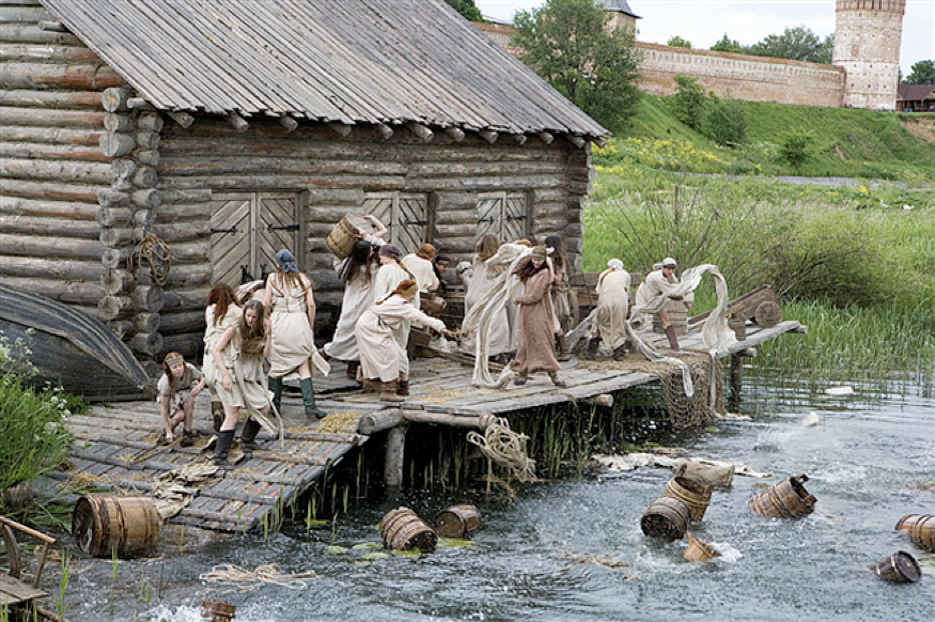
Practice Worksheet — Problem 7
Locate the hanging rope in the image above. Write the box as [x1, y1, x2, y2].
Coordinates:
[199, 563, 317, 591]
[467, 414, 537, 486]
[127, 232, 172, 286]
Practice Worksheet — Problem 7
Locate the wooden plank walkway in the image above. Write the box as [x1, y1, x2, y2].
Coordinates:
[52, 320, 803, 533]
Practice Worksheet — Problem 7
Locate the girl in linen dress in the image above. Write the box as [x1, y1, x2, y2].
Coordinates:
[262, 249, 326, 418]
[203, 283, 242, 432]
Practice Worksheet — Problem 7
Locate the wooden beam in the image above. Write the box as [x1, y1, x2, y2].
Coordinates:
[444, 127, 465, 142]
[375, 123, 394, 141]
[478, 129, 498, 144]
[101, 87, 130, 113]
[583, 394, 613, 407]
[39, 20, 68, 32]
[512, 133, 527, 145]
[406, 122, 433, 143]
[384, 424, 407, 489]
[227, 112, 248, 132]
[402, 411, 484, 428]
[278, 115, 298, 133]
[328, 121, 351, 138]
[538, 131, 554, 145]
[127, 97, 154, 110]
[167, 110, 194, 128]
[568, 135, 586, 148]
[791, 324, 808, 334]
[592, 137, 606, 148]
[359, 409, 404, 435]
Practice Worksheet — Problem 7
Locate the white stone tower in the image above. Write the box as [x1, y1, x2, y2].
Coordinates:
[833, 0, 906, 110]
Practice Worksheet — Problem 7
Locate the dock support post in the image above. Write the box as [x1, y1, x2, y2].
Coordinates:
[729, 354, 743, 412]
[385, 424, 408, 489]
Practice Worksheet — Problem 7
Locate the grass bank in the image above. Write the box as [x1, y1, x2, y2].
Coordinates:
[582, 167, 935, 382]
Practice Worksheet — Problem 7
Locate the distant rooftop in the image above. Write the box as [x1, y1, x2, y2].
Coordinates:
[596, 0, 640, 18]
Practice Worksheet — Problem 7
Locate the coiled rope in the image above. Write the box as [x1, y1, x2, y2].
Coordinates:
[467, 413, 537, 492]
[199, 563, 317, 591]
[127, 232, 172, 286]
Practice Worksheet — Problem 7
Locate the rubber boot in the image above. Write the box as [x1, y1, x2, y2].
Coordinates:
[613, 345, 628, 361]
[213, 429, 235, 466]
[211, 401, 224, 433]
[664, 324, 681, 351]
[300, 377, 327, 419]
[380, 381, 406, 403]
[556, 334, 571, 362]
[548, 370, 568, 388]
[396, 378, 410, 396]
[268, 377, 283, 414]
[585, 337, 601, 361]
[241, 418, 262, 450]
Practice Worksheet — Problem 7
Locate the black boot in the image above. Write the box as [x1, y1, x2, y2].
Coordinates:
[300, 377, 327, 419]
[613, 345, 628, 361]
[214, 429, 235, 466]
[241, 418, 262, 450]
[664, 325, 681, 351]
[346, 361, 360, 381]
[268, 376, 283, 414]
[585, 337, 601, 360]
[556, 334, 571, 362]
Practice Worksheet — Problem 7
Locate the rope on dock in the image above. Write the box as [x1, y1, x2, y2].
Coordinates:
[199, 563, 317, 591]
[467, 414, 537, 487]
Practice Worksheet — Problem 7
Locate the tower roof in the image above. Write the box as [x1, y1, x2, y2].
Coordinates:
[596, 0, 640, 18]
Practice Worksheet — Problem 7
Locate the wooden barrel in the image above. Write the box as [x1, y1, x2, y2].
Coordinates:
[434, 504, 482, 538]
[640, 495, 691, 542]
[895, 514, 935, 549]
[325, 214, 369, 259]
[652, 299, 688, 335]
[748, 474, 816, 519]
[869, 550, 921, 583]
[683, 531, 720, 563]
[665, 476, 713, 524]
[201, 600, 236, 621]
[72, 495, 160, 558]
[379, 507, 437, 552]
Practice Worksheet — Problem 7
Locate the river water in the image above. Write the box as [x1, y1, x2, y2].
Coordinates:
[57, 372, 934, 622]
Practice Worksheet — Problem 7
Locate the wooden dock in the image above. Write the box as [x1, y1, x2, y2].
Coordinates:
[51, 320, 803, 533]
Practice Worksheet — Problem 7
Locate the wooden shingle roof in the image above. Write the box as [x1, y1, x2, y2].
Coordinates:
[39, 0, 609, 139]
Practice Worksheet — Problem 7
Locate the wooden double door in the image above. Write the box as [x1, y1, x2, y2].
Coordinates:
[476, 192, 528, 244]
[209, 192, 301, 286]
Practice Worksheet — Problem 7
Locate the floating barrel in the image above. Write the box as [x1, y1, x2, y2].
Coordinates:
[869, 551, 921, 583]
[201, 600, 236, 621]
[748, 474, 816, 519]
[665, 476, 713, 524]
[72, 494, 160, 558]
[325, 213, 370, 259]
[683, 531, 720, 563]
[641, 496, 691, 542]
[379, 507, 437, 552]
[434, 504, 482, 538]
[895, 514, 935, 549]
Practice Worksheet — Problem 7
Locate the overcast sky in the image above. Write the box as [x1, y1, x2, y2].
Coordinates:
[474, 0, 934, 75]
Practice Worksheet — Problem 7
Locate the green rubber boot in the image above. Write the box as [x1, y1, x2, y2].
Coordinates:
[268, 376, 283, 414]
[300, 377, 327, 419]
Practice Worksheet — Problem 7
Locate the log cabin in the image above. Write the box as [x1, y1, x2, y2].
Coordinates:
[0, 0, 608, 373]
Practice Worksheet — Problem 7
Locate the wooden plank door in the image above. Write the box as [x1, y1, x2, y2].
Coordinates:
[363, 192, 427, 256]
[209, 193, 253, 286]
[475, 192, 528, 244]
[209, 192, 300, 286]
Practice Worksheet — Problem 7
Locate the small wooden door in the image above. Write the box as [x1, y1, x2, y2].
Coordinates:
[363, 192, 428, 255]
[209, 192, 301, 285]
[476, 192, 528, 243]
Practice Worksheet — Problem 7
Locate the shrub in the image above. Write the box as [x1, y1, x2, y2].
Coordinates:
[670, 74, 707, 130]
[779, 128, 817, 167]
[705, 96, 746, 146]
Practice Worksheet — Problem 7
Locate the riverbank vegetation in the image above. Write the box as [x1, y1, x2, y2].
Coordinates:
[0, 333, 80, 525]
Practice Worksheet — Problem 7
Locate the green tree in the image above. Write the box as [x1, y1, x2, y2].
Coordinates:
[444, 0, 483, 21]
[670, 73, 707, 130]
[705, 95, 746, 146]
[512, 0, 641, 132]
[904, 60, 935, 85]
[710, 34, 745, 54]
[667, 35, 692, 49]
[779, 128, 817, 168]
[747, 26, 834, 63]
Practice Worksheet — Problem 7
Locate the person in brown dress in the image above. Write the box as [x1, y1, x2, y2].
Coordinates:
[511, 245, 566, 387]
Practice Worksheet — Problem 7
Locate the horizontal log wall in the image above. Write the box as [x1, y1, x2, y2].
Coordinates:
[157, 118, 591, 355]
[0, 0, 126, 319]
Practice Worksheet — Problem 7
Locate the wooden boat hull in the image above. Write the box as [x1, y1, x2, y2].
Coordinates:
[0, 285, 152, 401]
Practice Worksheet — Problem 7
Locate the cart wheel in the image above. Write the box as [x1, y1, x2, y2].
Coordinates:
[754, 301, 781, 328]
